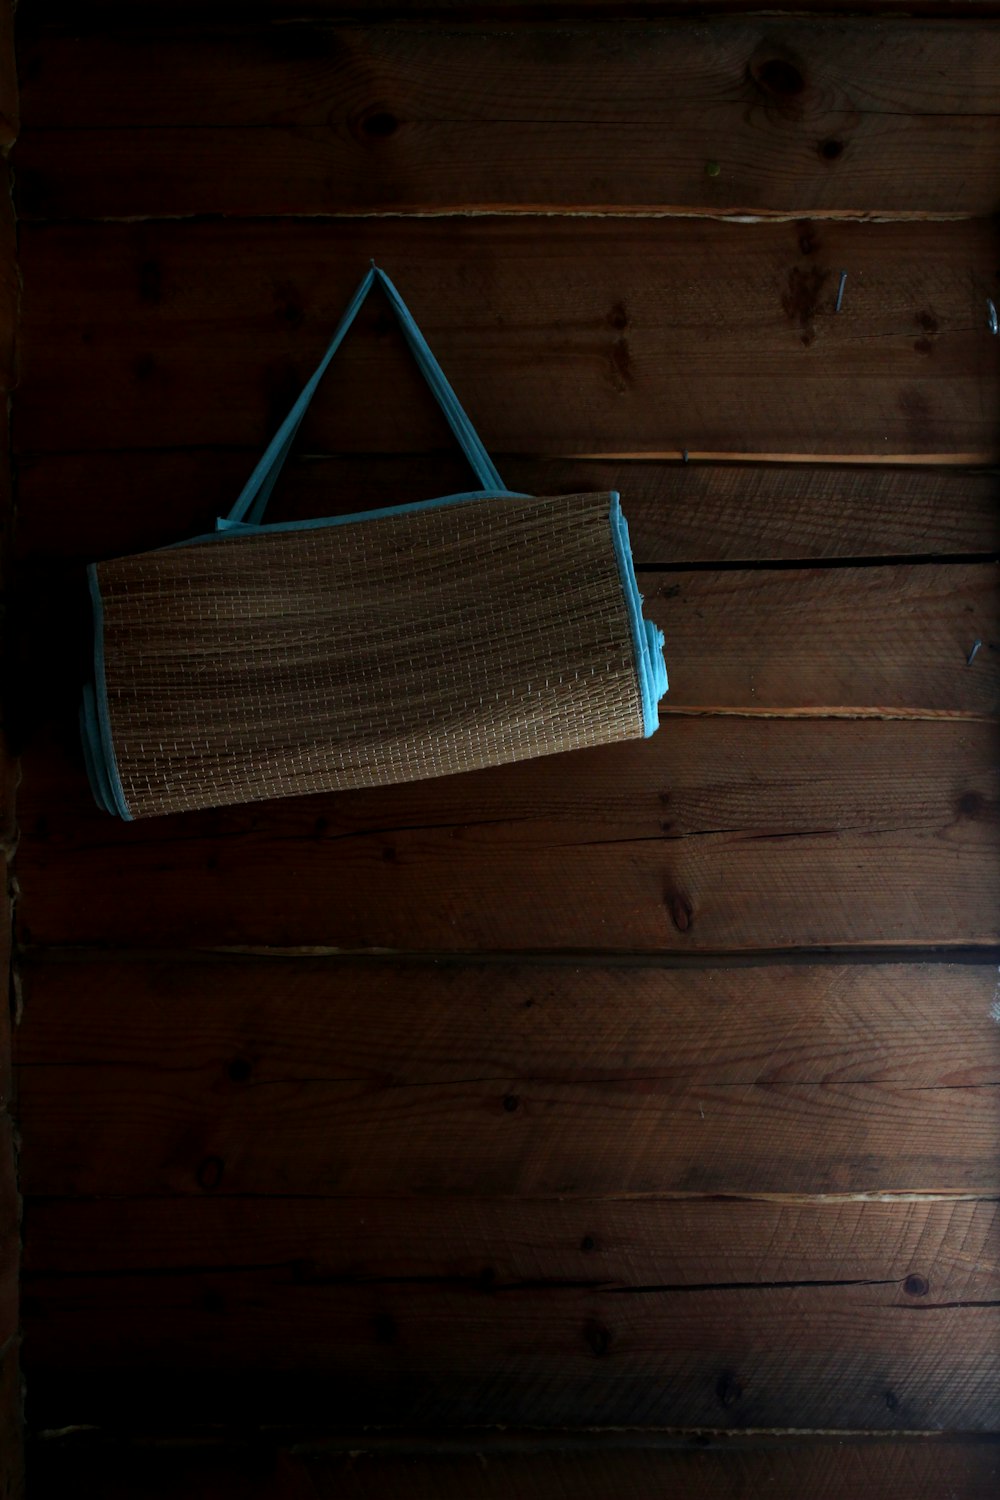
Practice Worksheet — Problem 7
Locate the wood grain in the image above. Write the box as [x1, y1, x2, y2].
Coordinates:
[21, 19, 1000, 132]
[22, 1188, 1000, 1294]
[16, 719, 1000, 951]
[12, 3, 1000, 1469]
[14, 453, 1000, 566]
[17, 1064, 1000, 1199]
[23, 1434, 1000, 1500]
[652, 563, 1000, 718]
[18, 1272, 1000, 1429]
[16, 956, 1000, 1090]
[16, 218, 1000, 461]
[21, 957, 999, 1406]
[16, 20, 1000, 218]
[16, 958, 1000, 1198]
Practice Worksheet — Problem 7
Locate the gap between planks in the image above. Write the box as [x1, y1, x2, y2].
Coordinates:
[23, 1, 1000, 14]
[12, 210, 987, 225]
[573, 452, 1000, 465]
[27, 1428, 1000, 1446]
[19, 1191, 1000, 1205]
[659, 709, 999, 722]
[18, 944, 1000, 966]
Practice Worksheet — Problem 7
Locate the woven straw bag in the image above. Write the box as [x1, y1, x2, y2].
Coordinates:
[81, 266, 668, 820]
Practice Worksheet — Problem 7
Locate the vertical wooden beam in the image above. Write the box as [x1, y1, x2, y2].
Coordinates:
[0, 0, 20, 1494]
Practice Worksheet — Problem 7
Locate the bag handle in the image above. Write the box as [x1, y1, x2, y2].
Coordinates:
[227, 263, 506, 527]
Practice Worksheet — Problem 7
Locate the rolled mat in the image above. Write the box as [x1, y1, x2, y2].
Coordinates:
[81, 269, 667, 820]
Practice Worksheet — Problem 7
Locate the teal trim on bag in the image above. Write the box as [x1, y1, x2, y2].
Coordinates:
[609, 492, 668, 736]
[84, 565, 133, 821]
[80, 689, 112, 814]
[202, 489, 533, 545]
[144, 491, 532, 554]
[229, 265, 506, 528]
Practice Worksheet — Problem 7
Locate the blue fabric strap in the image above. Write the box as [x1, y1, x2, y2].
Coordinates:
[228, 265, 506, 527]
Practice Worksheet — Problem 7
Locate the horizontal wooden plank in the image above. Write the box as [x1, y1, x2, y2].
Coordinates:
[16, 218, 1000, 460]
[17, 1065, 1000, 1199]
[15, 552, 1000, 726]
[16, 960, 1000, 1197]
[22, 20, 1000, 133]
[18, 469, 1000, 743]
[16, 21, 1000, 218]
[24, 1434, 1000, 1500]
[18, 1272, 1000, 1429]
[654, 562, 1000, 717]
[14, 454, 1000, 565]
[16, 719, 1000, 950]
[21, 966, 1000, 1428]
[16, 957, 1000, 1089]
[22, 1190, 1000, 1295]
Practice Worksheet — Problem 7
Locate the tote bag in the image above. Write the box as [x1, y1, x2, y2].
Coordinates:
[81, 265, 668, 820]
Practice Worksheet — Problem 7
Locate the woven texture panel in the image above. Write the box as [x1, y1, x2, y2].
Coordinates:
[94, 492, 647, 818]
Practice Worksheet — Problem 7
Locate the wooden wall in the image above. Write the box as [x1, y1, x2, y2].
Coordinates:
[0, 1, 19, 1494]
[9, 1, 1000, 1494]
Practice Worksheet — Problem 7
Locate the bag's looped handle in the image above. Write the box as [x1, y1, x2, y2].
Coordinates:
[227, 264, 506, 528]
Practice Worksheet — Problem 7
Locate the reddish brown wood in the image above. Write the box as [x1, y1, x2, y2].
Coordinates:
[19, 1271, 1000, 1429]
[650, 563, 1000, 718]
[10, 5, 1000, 1473]
[16, 20, 1000, 218]
[20, 19, 1000, 131]
[16, 218, 1000, 461]
[18, 1061, 1000, 1198]
[22, 1190, 1000, 1297]
[19, 960, 999, 1433]
[22, 1434, 1000, 1500]
[14, 453, 1000, 566]
[16, 956, 1000, 1090]
[16, 958, 1000, 1198]
[16, 720, 1000, 951]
